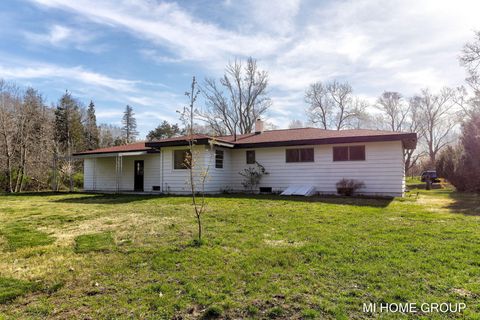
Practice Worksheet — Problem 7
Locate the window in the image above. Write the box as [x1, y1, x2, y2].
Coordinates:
[215, 150, 224, 169]
[173, 149, 191, 169]
[246, 150, 255, 164]
[286, 148, 314, 163]
[333, 145, 365, 161]
[349, 145, 366, 161]
[333, 146, 349, 161]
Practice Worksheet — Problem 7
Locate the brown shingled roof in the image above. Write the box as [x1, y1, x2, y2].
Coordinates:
[216, 128, 415, 145]
[74, 127, 417, 155]
[73, 141, 154, 155]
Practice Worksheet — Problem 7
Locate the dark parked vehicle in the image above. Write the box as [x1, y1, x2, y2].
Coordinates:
[421, 170, 440, 183]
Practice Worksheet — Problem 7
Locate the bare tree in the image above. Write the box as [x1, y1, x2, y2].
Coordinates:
[200, 57, 271, 135]
[460, 30, 480, 94]
[404, 97, 426, 173]
[288, 119, 304, 129]
[459, 32, 480, 116]
[0, 80, 21, 192]
[414, 88, 458, 165]
[305, 82, 330, 129]
[376, 92, 410, 131]
[348, 98, 373, 129]
[305, 80, 366, 130]
[0, 81, 54, 192]
[375, 91, 423, 173]
[179, 77, 210, 245]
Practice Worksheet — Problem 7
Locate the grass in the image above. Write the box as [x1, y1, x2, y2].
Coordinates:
[0, 222, 54, 251]
[0, 277, 38, 304]
[74, 232, 115, 253]
[0, 185, 479, 319]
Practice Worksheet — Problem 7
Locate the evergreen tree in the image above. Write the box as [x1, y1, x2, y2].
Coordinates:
[121, 105, 138, 144]
[54, 91, 85, 154]
[459, 112, 480, 191]
[146, 120, 182, 141]
[436, 112, 480, 192]
[84, 101, 99, 150]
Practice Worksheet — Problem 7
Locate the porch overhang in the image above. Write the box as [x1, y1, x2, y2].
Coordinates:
[72, 150, 156, 159]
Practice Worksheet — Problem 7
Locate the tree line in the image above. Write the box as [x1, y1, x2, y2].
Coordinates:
[1, 31, 479, 192]
[0, 85, 141, 192]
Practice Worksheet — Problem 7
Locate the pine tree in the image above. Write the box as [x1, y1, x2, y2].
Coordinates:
[121, 105, 138, 144]
[84, 101, 99, 150]
[54, 91, 85, 154]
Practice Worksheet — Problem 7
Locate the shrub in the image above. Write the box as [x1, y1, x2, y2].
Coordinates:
[238, 162, 268, 193]
[336, 178, 365, 196]
[73, 172, 84, 189]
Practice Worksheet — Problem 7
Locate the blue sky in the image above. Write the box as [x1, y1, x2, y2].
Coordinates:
[1, 0, 479, 138]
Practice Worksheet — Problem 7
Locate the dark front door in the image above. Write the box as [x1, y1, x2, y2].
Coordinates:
[134, 160, 144, 191]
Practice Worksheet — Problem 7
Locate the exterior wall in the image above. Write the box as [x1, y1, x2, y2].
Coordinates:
[156, 145, 211, 194]
[229, 141, 405, 197]
[158, 145, 234, 194]
[84, 154, 161, 192]
[83, 140, 406, 197]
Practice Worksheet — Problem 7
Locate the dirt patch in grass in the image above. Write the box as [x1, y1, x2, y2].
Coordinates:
[0, 223, 55, 251]
[264, 239, 305, 248]
[74, 232, 115, 253]
[42, 212, 181, 248]
[0, 277, 38, 304]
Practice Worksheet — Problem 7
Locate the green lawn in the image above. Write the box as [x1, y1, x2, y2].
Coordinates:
[0, 185, 479, 319]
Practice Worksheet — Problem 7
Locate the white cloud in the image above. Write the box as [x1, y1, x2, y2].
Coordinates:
[0, 57, 184, 137]
[23, 0, 480, 128]
[29, 0, 286, 67]
[24, 24, 104, 52]
[0, 63, 139, 92]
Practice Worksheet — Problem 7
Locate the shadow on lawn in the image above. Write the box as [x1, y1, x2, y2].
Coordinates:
[446, 191, 480, 216]
[53, 193, 155, 204]
[212, 193, 394, 207]
[51, 192, 393, 207]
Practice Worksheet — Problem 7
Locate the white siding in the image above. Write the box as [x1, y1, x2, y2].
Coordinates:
[229, 141, 405, 197]
[83, 140, 406, 197]
[201, 146, 233, 193]
[159, 145, 211, 194]
[83, 154, 161, 192]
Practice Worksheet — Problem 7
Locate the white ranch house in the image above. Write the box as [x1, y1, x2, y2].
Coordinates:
[73, 121, 417, 197]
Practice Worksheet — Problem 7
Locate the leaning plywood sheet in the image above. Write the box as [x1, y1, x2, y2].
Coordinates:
[292, 185, 316, 196]
[281, 185, 316, 196]
[280, 186, 298, 195]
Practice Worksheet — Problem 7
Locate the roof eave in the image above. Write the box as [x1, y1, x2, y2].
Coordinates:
[234, 133, 418, 149]
[145, 138, 211, 148]
[72, 149, 158, 157]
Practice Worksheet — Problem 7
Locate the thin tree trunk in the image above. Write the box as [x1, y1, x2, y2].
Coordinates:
[69, 158, 74, 192]
[6, 154, 13, 193]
